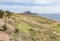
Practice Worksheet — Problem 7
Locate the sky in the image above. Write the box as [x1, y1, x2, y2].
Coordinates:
[0, 0, 60, 13]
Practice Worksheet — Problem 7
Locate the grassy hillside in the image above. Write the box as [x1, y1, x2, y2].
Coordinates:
[0, 11, 60, 41]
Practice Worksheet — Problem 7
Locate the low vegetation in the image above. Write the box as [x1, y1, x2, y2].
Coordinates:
[0, 10, 60, 41]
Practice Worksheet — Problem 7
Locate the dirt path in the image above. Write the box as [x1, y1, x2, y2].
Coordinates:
[0, 19, 15, 41]
[0, 32, 11, 41]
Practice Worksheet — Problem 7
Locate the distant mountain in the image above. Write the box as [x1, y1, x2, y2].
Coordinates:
[23, 11, 39, 16]
[23, 11, 32, 15]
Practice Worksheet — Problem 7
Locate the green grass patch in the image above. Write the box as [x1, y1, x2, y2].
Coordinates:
[16, 21, 38, 34]
[12, 33, 18, 41]
[54, 24, 60, 32]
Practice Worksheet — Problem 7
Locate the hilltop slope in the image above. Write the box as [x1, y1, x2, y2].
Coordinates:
[0, 12, 60, 41]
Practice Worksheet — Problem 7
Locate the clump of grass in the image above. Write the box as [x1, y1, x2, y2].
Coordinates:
[0, 25, 7, 31]
[14, 28, 19, 33]
[2, 25, 7, 31]
[57, 24, 60, 27]
[12, 33, 18, 41]
[29, 29, 36, 36]
[29, 28, 40, 41]
[53, 24, 60, 32]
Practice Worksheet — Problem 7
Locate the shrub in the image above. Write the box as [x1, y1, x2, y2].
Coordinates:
[0, 25, 7, 31]
[2, 25, 7, 31]
[6, 10, 12, 18]
[14, 28, 19, 33]
[0, 10, 4, 18]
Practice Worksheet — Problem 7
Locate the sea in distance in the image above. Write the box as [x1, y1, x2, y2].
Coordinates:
[38, 14, 60, 22]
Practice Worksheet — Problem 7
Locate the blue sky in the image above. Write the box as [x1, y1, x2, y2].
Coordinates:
[0, 0, 60, 13]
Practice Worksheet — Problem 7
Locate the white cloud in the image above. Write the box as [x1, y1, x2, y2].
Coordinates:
[0, 5, 60, 13]
[0, 0, 33, 3]
[34, 0, 50, 4]
[8, 0, 30, 2]
[0, 5, 35, 13]
[0, 0, 60, 5]
[52, 3, 60, 6]
[0, 0, 60, 13]
[33, 0, 60, 4]
[34, 6, 60, 13]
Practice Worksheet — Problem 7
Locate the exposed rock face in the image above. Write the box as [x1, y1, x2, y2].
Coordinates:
[23, 11, 31, 15]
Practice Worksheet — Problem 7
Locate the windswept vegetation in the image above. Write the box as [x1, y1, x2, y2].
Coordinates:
[0, 10, 60, 41]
